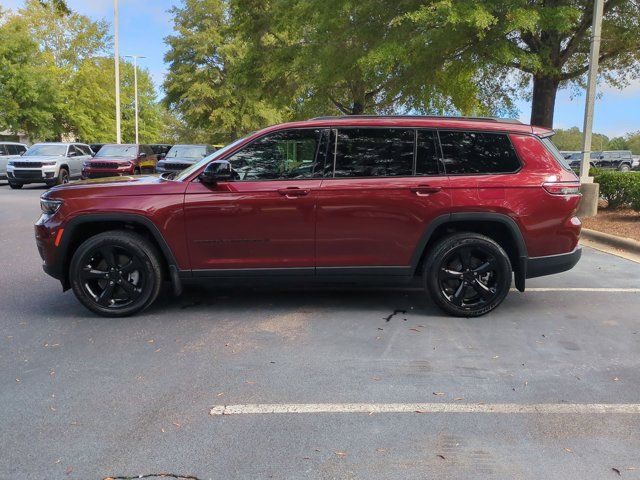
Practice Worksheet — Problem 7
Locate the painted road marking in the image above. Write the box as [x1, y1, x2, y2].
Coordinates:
[515, 288, 640, 292]
[210, 403, 640, 416]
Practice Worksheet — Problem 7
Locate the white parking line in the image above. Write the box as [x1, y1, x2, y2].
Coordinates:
[210, 403, 640, 416]
[516, 288, 640, 292]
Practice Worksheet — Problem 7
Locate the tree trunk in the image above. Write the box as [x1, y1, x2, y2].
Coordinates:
[351, 100, 364, 115]
[530, 75, 559, 129]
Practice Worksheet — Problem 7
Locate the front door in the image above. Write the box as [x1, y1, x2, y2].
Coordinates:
[184, 128, 329, 273]
[316, 128, 451, 275]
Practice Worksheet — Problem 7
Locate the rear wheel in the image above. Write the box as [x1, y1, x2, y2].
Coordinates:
[619, 163, 631, 172]
[134, 167, 141, 175]
[9, 182, 23, 189]
[69, 231, 162, 317]
[424, 233, 512, 317]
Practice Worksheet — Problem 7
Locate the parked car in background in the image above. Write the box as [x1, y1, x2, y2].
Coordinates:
[89, 144, 105, 155]
[0, 142, 28, 180]
[36, 116, 582, 318]
[6, 143, 92, 189]
[631, 155, 639, 171]
[156, 144, 216, 175]
[150, 144, 172, 159]
[562, 150, 634, 172]
[81, 144, 158, 179]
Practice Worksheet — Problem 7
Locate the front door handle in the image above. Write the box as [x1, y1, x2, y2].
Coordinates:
[411, 185, 442, 195]
[278, 187, 310, 198]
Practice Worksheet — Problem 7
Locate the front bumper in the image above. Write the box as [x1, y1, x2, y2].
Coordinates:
[7, 169, 56, 183]
[82, 166, 134, 179]
[526, 246, 582, 279]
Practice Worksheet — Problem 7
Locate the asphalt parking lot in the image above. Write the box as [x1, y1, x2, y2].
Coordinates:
[1, 183, 640, 480]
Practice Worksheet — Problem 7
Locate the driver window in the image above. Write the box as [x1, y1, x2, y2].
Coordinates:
[227, 129, 325, 180]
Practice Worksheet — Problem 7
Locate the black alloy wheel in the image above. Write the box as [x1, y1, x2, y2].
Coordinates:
[70, 231, 162, 317]
[424, 233, 512, 317]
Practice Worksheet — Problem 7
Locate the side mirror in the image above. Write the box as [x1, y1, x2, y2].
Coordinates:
[199, 160, 234, 185]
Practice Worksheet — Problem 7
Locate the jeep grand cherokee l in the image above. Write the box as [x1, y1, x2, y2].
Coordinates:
[35, 116, 582, 318]
[7, 142, 93, 189]
[81, 144, 158, 179]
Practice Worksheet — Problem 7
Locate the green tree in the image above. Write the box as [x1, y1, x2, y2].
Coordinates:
[399, 0, 640, 128]
[551, 126, 610, 151]
[164, 0, 284, 142]
[0, 10, 58, 138]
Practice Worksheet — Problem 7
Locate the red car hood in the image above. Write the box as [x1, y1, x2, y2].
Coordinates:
[44, 174, 188, 199]
[86, 156, 137, 163]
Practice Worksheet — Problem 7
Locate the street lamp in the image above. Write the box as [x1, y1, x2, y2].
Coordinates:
[113, 0, 121, 144]
[577, 0, 604, 217]
[125, 55, 146, 144]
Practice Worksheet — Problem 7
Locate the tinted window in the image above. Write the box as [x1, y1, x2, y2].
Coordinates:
[416, 130, 440, 175]
[334, 128, 414, 178]
[0, 145, 7, 155]
[228, 129, 324, 180]
[439, 131, 520, 174]
[25, 144, 67, 156]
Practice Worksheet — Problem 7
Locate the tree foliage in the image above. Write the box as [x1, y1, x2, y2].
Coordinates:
[0, 0, 165, 143]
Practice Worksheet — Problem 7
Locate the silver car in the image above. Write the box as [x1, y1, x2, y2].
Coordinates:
[0, 142, 28, 181]
[6, 142, 93, 189]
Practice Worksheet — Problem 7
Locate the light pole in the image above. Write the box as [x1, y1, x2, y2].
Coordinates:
[577, 0, 604, 217]
[114, 0, 121, 144]
[125, 55, 146, 144]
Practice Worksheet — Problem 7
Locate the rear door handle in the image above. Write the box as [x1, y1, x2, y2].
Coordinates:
[278, 187, 310, 198]
[411, 185, 442, 195]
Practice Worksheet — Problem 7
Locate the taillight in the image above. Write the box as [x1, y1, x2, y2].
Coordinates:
[543, 182, 581, 195]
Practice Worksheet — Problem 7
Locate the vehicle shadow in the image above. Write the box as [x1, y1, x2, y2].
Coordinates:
[149, 283, 439, 318]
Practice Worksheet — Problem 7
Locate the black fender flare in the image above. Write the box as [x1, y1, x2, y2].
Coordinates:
[409, 212, 528, 291]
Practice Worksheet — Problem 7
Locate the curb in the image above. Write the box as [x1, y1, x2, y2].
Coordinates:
[581, 228, 640, 255]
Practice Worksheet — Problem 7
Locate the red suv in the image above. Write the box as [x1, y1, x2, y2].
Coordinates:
[82, 144, 158, 179]
[35, 116, 582, 317]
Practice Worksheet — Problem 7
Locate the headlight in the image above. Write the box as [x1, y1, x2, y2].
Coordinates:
[41, 161, 57, 166]
[40, 198, 63, 215]
[119, 161, 133, 167]
[83, 162, 91, 168]
[8, 160, 15, 166]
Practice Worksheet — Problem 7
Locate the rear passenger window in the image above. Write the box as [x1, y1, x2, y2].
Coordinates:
[416, 130, 440, 175]
[334, 128, 414, 178]
[439, 131, 520, 175]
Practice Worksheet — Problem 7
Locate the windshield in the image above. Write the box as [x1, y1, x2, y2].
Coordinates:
[25, 144, 67, 157]
[96, 145, 138, 158]
[175, 138, 245, 181]
[166, 145, 207, 159]
[541, 137, 573, 171]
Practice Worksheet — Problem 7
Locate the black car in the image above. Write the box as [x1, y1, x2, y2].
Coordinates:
[563, 150, 634, 172]
[156, 144, 216, 174]
[149, 144, 173, 160]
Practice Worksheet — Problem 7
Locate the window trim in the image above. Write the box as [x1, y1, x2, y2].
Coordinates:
[221, 127, 330, 182]
[436, 129, 523, 176]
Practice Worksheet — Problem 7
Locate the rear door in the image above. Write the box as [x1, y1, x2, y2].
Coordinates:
[316, 127, 450, 276]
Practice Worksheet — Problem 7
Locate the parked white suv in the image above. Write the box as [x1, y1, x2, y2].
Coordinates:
[0, 142, 28, 181]
[6, 143, 93, 189]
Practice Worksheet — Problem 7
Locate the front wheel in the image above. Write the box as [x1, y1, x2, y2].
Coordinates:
[424, 233, 512, 317]
[9, 182, 23, 189]
[69, 231, 163, 317]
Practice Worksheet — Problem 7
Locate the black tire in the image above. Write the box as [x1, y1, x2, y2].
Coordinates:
[423, 233, 512, 317]
[54, 168, 70, 186]
[9, 182, 23, 189]
[69, 231, 163, 317]
[619, 164, 631, 172]
[134, 167, 141, 175]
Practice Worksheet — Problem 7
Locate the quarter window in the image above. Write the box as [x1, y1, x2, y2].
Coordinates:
[334, 128, 414, 178]
[228, 129, 324, 180]
[439, 131, 520, 175]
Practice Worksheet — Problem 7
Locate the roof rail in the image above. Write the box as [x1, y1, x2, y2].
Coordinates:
[308, 115, 523, 124]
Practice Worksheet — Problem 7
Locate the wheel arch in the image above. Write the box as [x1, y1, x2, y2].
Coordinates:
[412, 213, 529, 291]
[58, 214, 179, 290]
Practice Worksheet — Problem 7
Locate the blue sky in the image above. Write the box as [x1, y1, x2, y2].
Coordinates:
[3, 0, 640, 137]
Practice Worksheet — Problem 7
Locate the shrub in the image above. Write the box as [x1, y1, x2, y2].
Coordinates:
[592, 171, 640, 209]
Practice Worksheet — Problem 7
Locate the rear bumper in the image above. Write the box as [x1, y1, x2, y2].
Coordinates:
[526, 246, 582, 279]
